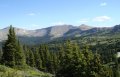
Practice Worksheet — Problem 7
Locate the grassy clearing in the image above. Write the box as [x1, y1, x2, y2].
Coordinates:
[0, 65, 53, 77]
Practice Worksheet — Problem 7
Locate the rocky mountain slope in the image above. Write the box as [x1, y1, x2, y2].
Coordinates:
[0, 24, 119, 45]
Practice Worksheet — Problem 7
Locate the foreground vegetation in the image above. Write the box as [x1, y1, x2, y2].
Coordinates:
[0, 25, 120, 77]
[0, 65, 52, 77]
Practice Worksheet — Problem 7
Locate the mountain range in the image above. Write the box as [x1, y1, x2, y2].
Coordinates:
[0, 24, 120, 45]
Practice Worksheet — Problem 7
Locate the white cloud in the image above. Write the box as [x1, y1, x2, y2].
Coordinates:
[100, 2, 107, 6]
[51, 22, 66, 25]
[93, 16, 111, 22]
[27, 13, 36, 16]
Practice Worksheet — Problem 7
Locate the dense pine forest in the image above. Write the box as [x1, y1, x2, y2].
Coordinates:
[0, 26, 120, 77]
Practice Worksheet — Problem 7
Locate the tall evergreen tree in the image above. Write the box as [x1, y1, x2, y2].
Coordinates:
[1, 25, 26, 67]
[57, 40, 75, 77]
[29, 49, 35, 67]
[24, 45, 35, 67]
[34, 48, 43, 70]
[15, 40, 26, 66]
[39, 44, 52, 72]
[58, 45, 64, 62]
[0, 49, 2, 63]
[57, 41, 113, 77]
[44, 45, 52, 72]
[39, 45, 46, 69]
[25, 47, 35, 67]
[24, 45, 29, 66]
[52, 52, 58, 74]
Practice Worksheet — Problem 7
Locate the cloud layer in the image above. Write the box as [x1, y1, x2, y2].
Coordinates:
[93, 16, 111, 22]
[100, 2, 107, 6]
[78, 16, 111, 24]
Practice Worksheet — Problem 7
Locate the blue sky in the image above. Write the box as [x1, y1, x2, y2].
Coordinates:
[0, 0, 120, 29]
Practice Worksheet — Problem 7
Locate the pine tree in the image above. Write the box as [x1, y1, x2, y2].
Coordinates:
[57, 40, 75, 77]
[0, 49, 3, 63]
[44, 45, 51, 72]
[90, 52, 102, 76]
[15, 40, 26, 66]
[29, 49, 35, 67]
[56, 41, 113, 77]
[24, 46, 35, 67]
[81, 45, 94, 77]
[39, 44, 52, 72]
[24, 45, 29, 65]
[2, 26, 16, 67]
[1, 25, 26, 67]
[34, 48, 42, 70]
[58, 45, 64, 62]
[52, 52, 58, 74]
[39, 45, 46, 69]
[71, 43, 84, 77]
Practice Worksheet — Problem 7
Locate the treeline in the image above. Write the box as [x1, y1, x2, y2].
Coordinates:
[90, 41, 119, 63]
[23, 44, 58, 74]
[0, 26, 119, 77]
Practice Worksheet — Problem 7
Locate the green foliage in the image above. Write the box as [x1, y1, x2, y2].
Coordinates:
[0, 49, 2, 63]
[2, 26, 25, 67]
[39, 45, 53, 72]
[56, 41, 113, 77]
[29, 49, 35, 67]
[1, 26, 26, 67]
[0, 25, 119, 77]
[24, 46, 35, 67]
[0, 65, 53, 77]
[34, 48, 43, 70]
[15, 41, 26, 66]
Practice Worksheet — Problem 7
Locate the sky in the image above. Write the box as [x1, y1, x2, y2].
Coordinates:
[0, 0, 120, 29]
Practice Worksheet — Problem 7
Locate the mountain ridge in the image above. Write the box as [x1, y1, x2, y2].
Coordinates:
[0, 24, 119, 45]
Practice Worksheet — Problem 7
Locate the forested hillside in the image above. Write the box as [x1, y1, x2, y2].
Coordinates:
[0, 26, 120, 77]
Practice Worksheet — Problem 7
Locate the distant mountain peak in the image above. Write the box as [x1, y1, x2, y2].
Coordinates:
[79, 24, 93, 30]
[51, 24, 74, 28]
[2, 26, 10, 30]
[0, 24, 119, 45]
